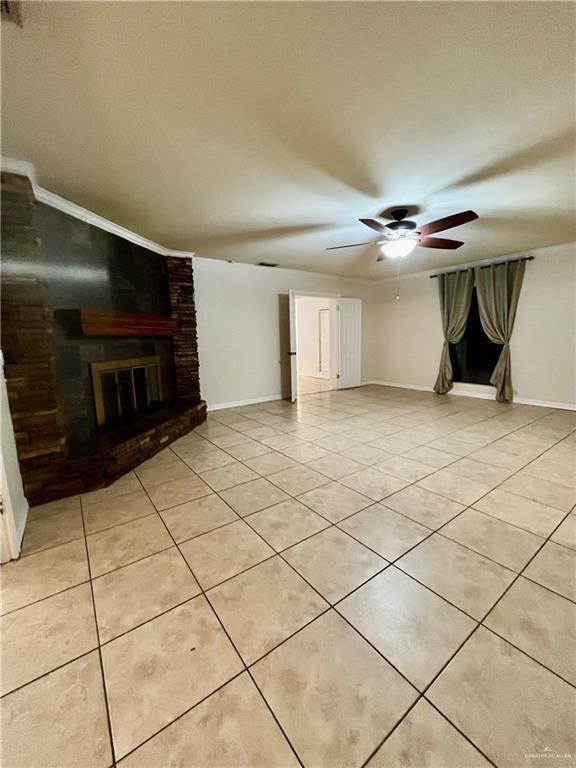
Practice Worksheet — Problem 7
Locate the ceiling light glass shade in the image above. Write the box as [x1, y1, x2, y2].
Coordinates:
[380, 239, 417, 259]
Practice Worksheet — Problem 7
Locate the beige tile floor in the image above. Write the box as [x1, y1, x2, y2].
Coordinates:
[1, 385, 575, 768]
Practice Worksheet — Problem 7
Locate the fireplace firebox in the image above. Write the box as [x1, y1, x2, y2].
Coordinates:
[91, 356, 163, 430]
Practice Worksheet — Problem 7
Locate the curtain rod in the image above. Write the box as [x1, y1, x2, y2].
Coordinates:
[429, 256, 534, 279]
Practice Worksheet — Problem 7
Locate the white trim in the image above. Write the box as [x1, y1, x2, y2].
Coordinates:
[511, 397, 575, 411]
[207, 394, 284, 411]
[2, 156, 195, 259]
[363, 380, 433, 393]
[363, 381, 575, 411]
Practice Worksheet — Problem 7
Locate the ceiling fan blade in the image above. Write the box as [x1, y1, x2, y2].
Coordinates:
[418, 236, 464, 250]
[417, 210, 478, 236]
[326, 240, 380, 250]
[359, 218, 387, 233]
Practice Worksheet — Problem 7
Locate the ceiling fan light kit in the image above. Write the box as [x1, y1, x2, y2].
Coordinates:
[328, 208, 479, 262]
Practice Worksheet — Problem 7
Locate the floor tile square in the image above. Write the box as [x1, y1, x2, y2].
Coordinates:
[314, 434, 360, 452]
[119, 673, 299, 768]
[251, 610, 417, 768]
[551, 513, 576, 550]
[339, 467, 408, 501]
[339, 567, 475, 690]
[374, 455, 434, 482]
[160, 493, 238, 542]
[499, 472, 576, 512]
[244, 451, 299, 476]
[136, 460, 195, 489]
[86, 514, 172, 577]
[208, 557, 327, 664]
[102, 597, 243, 759]
[416, 470, 491, 506]
[0, 583, 97, 695]
[398, 535, 516, 619]
[283, 527, 386, 603]
[223, 439, 272, 460]
[523, 541, 576, 601]
[338, 443, 392, 466]
[341, 427, 386, 443]
[402, 446, 460, 469]
[306, 453, 363, 479]
[297, 481, 373, 523]
[147, 475, 213, 510]
[440, 508, 543, 572]
[219, 477, 289, 517]
[81, 472, 141, 508]
[427, 627, 576, 767]
[339, 504, 430, 560]
[382, 485, 464, 529]
[368, 436, 418, 454]
[281, 442, 332, 462]
[182, 448, 237, 472]
[83, 489, 156, 535]
[0, 539, 89, 615]
[1, 652, 112, 768]
[524, 456, 576, 487]
[21, 497, 84, 555]
[366, 699, 490, 767]
[135, 448, 179, 470]
[179, 520, 274, 589]
[208, 431, 251, 449]
[246, 498, 329, 550]
[448, 457, 514, 486]
[268, 465, 329, 495]
[93, 548, 200, 643]
[473, 488, 566, 537]
[200, 463, 260, 491]
[484, 576, 576, 684]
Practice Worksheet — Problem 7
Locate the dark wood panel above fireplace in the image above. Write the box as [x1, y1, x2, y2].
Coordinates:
[74, 309, 178, 337]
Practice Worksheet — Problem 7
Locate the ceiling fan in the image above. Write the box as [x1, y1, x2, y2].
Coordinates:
[327, 208, 479, 261]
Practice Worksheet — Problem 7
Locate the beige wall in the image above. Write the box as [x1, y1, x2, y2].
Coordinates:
[375, 242, 576, 407]
[193, 257, 379, 407]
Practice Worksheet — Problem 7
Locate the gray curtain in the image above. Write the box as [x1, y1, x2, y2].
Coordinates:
[433, 269, 474, 394]
[474, 259, 526, 402]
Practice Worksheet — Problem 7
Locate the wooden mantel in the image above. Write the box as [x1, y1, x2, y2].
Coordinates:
[73, 309, 177, 337]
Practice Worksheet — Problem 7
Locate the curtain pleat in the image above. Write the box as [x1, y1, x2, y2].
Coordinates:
[474, 260, 526, 402]
[433, 269, 474, 394]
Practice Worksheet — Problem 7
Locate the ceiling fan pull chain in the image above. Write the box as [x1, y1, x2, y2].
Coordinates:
[396, 258, 402, 301]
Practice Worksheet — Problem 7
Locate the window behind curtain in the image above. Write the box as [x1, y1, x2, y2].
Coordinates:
[449, 287, 502, 385]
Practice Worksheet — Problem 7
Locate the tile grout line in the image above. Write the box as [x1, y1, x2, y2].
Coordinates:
[355, 430, 576, 766]
[131, 473, 307, 768]
[78, 494, 118, 768]
[7, 390, 574, 766]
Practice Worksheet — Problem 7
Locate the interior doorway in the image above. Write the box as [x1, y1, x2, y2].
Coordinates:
[295, 295, 336, 395]
[288, 290, 362, 402]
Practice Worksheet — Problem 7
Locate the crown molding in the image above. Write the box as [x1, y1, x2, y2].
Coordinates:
[1, 156, 195, 259]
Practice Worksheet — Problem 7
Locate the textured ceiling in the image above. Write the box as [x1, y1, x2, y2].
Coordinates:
[2, 1, 575, 279]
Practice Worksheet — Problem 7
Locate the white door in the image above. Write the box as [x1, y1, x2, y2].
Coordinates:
[288, 290, 298, 402]
[338, 298, 362, 389]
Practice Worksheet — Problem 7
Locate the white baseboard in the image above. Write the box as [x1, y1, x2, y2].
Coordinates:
[363, 381, 575, 411]
[207, 394, 285, 411]
[363, 380, 433, 393]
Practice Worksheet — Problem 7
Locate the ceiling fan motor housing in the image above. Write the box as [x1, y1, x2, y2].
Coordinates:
[387, 208, 417, 233]
[387, 219, 417, 232]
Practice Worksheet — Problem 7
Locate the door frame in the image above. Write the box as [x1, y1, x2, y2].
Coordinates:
[288, 290, 341, 402]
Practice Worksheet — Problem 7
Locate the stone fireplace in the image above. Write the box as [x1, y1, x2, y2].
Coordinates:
[1, 171, 207, 505]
